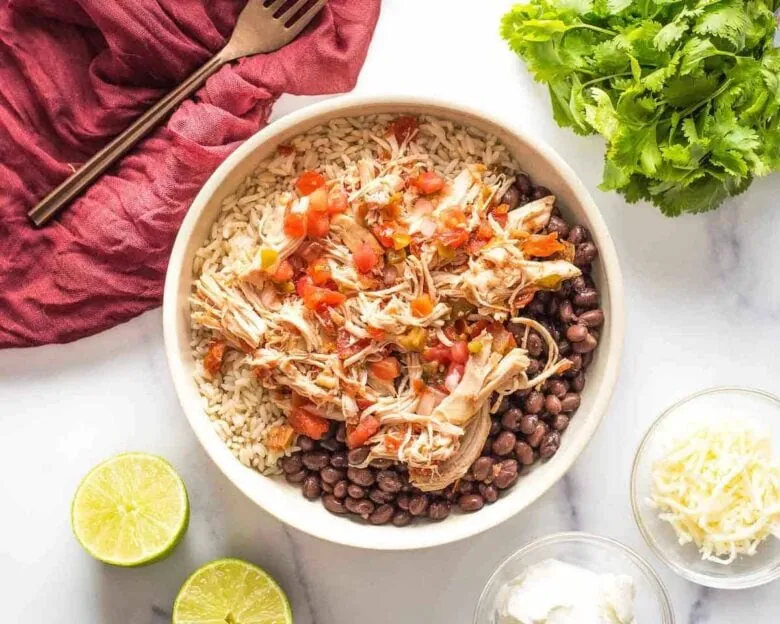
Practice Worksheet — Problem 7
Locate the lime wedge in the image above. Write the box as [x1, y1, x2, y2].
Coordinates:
[71, 452, 189, 567]
[173, 558, 293, 624]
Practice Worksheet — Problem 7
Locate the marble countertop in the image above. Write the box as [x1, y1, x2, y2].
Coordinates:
[3, 1, 780, 622]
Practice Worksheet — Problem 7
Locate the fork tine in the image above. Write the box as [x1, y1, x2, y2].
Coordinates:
[276, 0, 310, 19]
[264, 0, 288, 12]
[284, 0, 327, 37]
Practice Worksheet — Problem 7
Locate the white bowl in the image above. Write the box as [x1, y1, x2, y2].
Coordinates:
[163, 95, 625, 550]
[474, 532, 675, 623]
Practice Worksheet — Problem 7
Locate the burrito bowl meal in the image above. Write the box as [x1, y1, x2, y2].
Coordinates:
[189, 114, 604, 525]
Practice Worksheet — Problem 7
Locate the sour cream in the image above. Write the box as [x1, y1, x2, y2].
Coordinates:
[498, 559, 636, 623]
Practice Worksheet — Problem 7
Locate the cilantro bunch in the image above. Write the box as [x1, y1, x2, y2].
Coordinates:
[501, 0, 780, 215]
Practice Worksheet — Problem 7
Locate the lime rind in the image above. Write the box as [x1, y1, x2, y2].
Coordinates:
[71, 452, 189, 567]
[173, 558, 293, 624]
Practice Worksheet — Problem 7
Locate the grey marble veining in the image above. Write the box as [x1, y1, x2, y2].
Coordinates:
[2, 1, 780, 622]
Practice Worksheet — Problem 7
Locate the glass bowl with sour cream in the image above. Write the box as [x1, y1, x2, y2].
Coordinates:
[474, 532, 674, 623]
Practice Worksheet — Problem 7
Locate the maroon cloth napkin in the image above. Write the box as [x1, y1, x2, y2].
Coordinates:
[0, 0, 380, 348]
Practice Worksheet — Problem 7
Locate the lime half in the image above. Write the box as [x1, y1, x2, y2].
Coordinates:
[71, 452, 189, 566]
[173, 558, 293, 624]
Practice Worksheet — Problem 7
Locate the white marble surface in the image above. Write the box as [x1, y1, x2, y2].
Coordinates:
[3, 1, 780, 622]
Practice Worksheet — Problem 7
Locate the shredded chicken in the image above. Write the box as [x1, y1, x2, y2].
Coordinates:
[191, 116, 582, 489]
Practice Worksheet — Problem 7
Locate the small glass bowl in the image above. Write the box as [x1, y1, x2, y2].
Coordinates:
[631, 386, 780, 589]
[473, 532, 674, 623]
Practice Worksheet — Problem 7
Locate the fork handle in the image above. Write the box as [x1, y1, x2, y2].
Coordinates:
[28, 53, 226, 226]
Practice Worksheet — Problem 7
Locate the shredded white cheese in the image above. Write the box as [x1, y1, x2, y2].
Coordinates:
[650, 420, 780, 564]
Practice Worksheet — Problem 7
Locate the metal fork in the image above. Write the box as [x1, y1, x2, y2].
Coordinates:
[28, 0, 327, 226]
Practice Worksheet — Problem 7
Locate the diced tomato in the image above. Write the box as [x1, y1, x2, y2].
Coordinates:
[411, 294, 434, 317]
[327, 188, 348, 215]
[319, 290, 346, 307]
[354, 242, 379, 273]
[468, 319, 490, 338]
[443, 325, 460, 341]
[492, 212, 508, 228]
[441, 208, 467, 229]
[284, 213, 307, 238]
[266, 424, 295, 451]
[346, 414, 381, 449]
[308, 258, 331, 285]
[513, 288, 538, 310]
[450, 340, 469, 364]
[296, 170, 326, 195]
[337, 331, 369, 359]
[521, 233, 566, 258]
[465, 237, 489, 255]
[387, 115, 418, 143]
[271, 260, 294, 282]
[367, 326, 386, 341]
[384, 434, 402, 452]
[356, 396, 374, 410]
[308, 187, 328, 214]
[288, 406, 330, 440]
[411, 171, 445, 195]
[438, 228, 469, 249]
[307, 210, 331, 238]
[204, 341, 226, 376]
[296, 275, 315, 298]
[423, 344, 451, 364]
[371, 223, 395, 248]
[411, 378, 427, 393]
[370, 356, 401, 381]
[476, 222, 494, 240]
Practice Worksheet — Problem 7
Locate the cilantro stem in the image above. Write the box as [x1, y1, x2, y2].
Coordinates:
[677, 78, 732, 119]
[566, 24, 617, 37]
[581, 72, 634, 88]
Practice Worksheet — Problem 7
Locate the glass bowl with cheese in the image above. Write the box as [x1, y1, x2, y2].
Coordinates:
[631, 386, 780, 589]
[473, 532, 674, 623]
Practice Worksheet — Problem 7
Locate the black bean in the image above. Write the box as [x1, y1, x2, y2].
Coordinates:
[524, 390, 544, 414]
[481, 436, 495, 457]
[515, 174, 533, 196]
[396, 493, 411, 511]
[565, 354, 582, 375]
[581, 351, 594, 370]
[566, 324, 589, 342]
[526, 359, 541, 377]
[320, 466, 345, 485]
[572, 334, 597, 354]
[519, 414, 539, 435]
[567, 225, 589, 245]
[479, 483, 499, 504]
[547, 215, 569, 239]
[458, 480, 475, 495]
[527, 298, 545, 316]
[558, 299, 575, 324]
[570, 275, 587, 293]
[335, 423, 347, 443]
[552, 415, 570, 431]
[370, 458, 394, 469]
[321, 481, 334, 494]
[539, 432, 562, 459]
[578, 309, 604, 327]
[494, 395, 513, 414]
[302, 451, 330, 471]
[492, 431, 517, 456]
[471, 456, 494, 482]
[493, 459, 519, 489]
[333, 480, 349, 499]
[515, 441, 535, 465]
[531, 185, 551, 200]
[302, 475, 321, 500]
[573, 289, 599, 309]
[347, 483, 366, 499]
[543, 378, 568, 398]
[501, 408, 523, 432]
[392, 510, 412, 526]
[297, 436, 316, 452]
[502, 185, 522, 210]
[489, 418, 502, 437]
[345, 497, 374, 517]
[526, 332, 544, 357]
[561, 393, 581, 413]
[409, 495, 429, 517]
[347, 467, 375, 487]
[280, 454, 303, 474]
[369, 488, 396, 505]
[330, 451, 349, 469]
[285, 470, 308, 485]
[376, 470, 403, 493]
[574, 242, 598, 266]
[571, 372, 586, 392]
[545, 394, 562, 416]
[458, 494, 485, 512]
[320, 437, 341, 452]
[369, 504, 395, 525]
[347, 447, 370, 466]
[546, 298, 559, 317]
[427, 500, 451, 521]
[323, 494, 347, 514]
[527, 422, 548, 448]
[557, 340, 571, 357]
